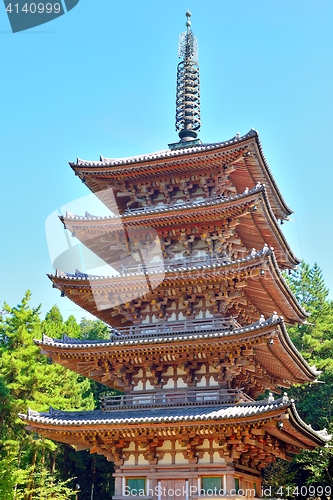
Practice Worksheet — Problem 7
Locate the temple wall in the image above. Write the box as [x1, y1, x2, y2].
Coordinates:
[131, 364, 221, 392]
[112, 461, 261, 500]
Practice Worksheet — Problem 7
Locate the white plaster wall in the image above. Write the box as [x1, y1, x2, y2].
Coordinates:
[158, 441, 169, 451]
[137, 454, 149, 465]
[132, 381, 144, 391]
[176, 379, 187, 388]
[213, 451, 225, 464]
[158, 453, 172, 465]
[174, 452, 188, 465]
[125, 455, 136, 465]
[196, 439, 210, 449]
[163, 379, 175, 389]
[198, 452, 211, 464]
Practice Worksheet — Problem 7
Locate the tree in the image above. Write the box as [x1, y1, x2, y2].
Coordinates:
[0, 293, 94, 499]
[263, 262, 333, 497]
[79, 318, 110, 341]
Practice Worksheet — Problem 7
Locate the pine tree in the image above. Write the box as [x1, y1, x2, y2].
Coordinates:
[263, 262, 333, 497]
[0, 293, 94, 499]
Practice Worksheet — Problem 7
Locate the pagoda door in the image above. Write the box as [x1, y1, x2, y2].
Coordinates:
[159, 479, 187, 500]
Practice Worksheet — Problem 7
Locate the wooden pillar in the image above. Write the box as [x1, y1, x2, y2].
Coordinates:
[188, 475, 198, 498]
[225, 469, 235, 495]
[114, 476, 123, 496]
[148, 476, 158, 499]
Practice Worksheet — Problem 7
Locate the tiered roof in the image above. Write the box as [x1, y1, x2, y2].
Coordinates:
[70, 130, 292, 220]
[60, 186, 299, 270]
[20, 14, 331, 475]
[49, 251, 307, 326]
[36, 317, 319, 394]
[20, 397, 331, 467]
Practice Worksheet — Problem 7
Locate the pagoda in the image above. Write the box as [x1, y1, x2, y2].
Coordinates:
[21, 12, 330, 500]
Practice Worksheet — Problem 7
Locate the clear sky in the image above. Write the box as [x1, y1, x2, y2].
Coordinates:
[1, 0, 333, 321]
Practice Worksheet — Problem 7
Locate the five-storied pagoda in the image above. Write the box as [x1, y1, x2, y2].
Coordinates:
[21, 12, 331, 500]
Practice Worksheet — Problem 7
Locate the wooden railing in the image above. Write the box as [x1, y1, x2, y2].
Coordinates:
[123, 196, 224, 216]
[100, 389, 253, 411]
[111, 316, 241, 339]
[118, 253, 237, 274]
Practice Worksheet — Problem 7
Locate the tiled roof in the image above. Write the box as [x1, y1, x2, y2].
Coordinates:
[59, 185, 299, 269]
[74, 131, 256, 167]
[70, 129, 292, 218]
[53, 250, 268, 280]
[19, 399, 332, 445]
[61, 185, 261, 221]
[22, 399, 289, 426]
[34, 316, 321, 382]
[37, 316, 280, 347]
[50, 248, 275, 282]
[49, 250, 308, 324]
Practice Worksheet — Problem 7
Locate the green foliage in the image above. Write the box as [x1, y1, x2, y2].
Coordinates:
[0, 293, 98, 499]
[0, 450, 31, 500]
[286, 262, 333, 369]
[77, 318, 121, 406]
[57, 447, 114, 500]
[79, 318, 110, 341]
[263, 262, 333, 497]
[262, 459, 296, 498]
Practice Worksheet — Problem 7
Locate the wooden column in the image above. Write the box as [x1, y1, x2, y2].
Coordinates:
[114, 475, 123, 496]
[225, 464, 236, 495]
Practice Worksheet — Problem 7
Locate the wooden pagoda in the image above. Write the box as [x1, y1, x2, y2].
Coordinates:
[21, 12, 330, 500]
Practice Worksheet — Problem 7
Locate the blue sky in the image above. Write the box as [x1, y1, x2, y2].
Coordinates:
[1, 0, 332, 321]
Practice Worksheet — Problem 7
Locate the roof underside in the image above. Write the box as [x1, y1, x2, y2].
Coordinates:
[60, 187, 299, 270]
[20, 400, 330, 450]
[35, 317, 319, 390]
[70, 130, 292, 220]
[49, 252, 307, 326]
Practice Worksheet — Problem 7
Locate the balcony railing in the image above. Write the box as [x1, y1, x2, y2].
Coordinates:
[111, 316, 241, 340]
[117, 247, 271, 275]
[123, 196, 224, 216]
[100, 388, 253, 411]
[118, 253, 236, 274]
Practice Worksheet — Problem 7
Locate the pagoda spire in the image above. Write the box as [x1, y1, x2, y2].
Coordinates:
[175, 11, 201, 142]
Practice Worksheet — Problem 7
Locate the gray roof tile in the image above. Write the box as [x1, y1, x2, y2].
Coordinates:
[23, 400, 288, 426]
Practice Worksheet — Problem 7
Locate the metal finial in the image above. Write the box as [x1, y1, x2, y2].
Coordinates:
[185, 10, 191, 28]
[175, 11, 201, 142]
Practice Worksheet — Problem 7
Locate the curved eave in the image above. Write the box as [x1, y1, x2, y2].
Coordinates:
[70, 129, 292, 220]
[19, 401, 331, 450]
[287, 403, 331, 445]
[257, 320, 320, 383]
[34, 318, 319, 388]
[262, 252, 307, 322]
[252, 132, 292, 217]
[60, 187, 299, 269]
[19, 401, 291, 428]
[48, 252, 307, 325]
